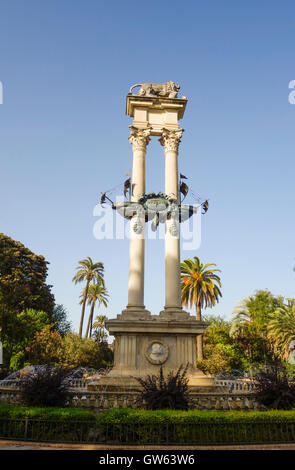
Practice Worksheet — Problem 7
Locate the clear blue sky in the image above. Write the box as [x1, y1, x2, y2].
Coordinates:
[0, 0, 294, 332]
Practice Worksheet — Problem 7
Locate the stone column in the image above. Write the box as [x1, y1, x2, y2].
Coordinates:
[160, 129, 184, 312]
[126, 126, 150, 312]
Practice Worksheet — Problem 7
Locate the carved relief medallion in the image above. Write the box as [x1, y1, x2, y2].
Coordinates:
[145, 340, 169, 365]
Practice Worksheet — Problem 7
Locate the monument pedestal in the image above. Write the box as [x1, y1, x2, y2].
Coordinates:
[95, 311, 216, 390]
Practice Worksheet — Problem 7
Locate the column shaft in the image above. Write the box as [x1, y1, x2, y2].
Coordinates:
[127, 127, 150, 310]
[160, 129, 183, 311]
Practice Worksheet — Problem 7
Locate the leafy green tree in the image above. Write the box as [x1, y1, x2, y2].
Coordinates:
[231, 290, 284, 335]
[24, 327, 113, 370]
[83, 285, 108, 339]
[0, 234, 55, 368]
[98, 339, 114, 366]
[202, 314, 232, 345]
[197, 315, 246, 374]
[2, 309, 51, 370]
[25, 324, 64, 365]
[267, 300, 295, 359]
[72, 257, 105, 337]
[0, 233, 54, 314]
[1, 305, 71, 369]
[230, 290, 284, 366]
[180, 256, 222, 360]
[51, 304, 72, 337]
[197, 344, 233, 375]
[59, 333, 110, 369]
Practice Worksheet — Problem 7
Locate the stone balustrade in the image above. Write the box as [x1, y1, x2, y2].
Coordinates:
[0, 378, 88, 390]
[190, 392, 260, 410]
[0, 388, 260, 411]
[69, 391, 141, 409]
[215, 379, 256, 393]
[0, 380, 21, 389]
[0, 387, 22, 405]
[0, 379, 260, 410]
[67, 390, 261, 411]
[67, 379, 88, 389]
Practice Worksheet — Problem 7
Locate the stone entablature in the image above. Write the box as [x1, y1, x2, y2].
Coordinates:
[126, 95, 187, 135]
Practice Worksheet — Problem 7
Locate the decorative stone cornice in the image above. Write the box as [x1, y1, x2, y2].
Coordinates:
[128, 126, 151, 151]
[159, 128, 184, 153]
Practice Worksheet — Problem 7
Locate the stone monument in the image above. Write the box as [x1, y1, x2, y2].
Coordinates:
[98, 82, 214, 389]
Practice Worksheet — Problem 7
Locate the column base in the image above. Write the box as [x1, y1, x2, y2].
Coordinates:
[118, 306, 151, 320]
[159, 307, 190, 321]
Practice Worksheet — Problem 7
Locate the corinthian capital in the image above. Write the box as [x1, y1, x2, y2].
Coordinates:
[128, 126, 151, 151]
[159, 128, 184, 153]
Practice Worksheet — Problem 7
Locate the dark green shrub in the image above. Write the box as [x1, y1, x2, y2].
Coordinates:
[254, 365, 295, 409]
[19, 365, 72, 407]
[136, 365, 190, 410]
[0, 368, 11, 380]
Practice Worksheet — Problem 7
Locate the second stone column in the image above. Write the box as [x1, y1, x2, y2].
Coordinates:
[160, 128, 184, 313]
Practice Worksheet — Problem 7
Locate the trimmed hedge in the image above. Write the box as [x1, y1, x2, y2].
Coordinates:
[1, 407, 295, 444]
[0, 405, 95, 421]
[97, 408, 295, 423]
[95, 409, 295, 445]
[0, 406, 96, 442]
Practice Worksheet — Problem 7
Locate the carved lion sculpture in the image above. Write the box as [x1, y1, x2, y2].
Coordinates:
[129, 81, 180, 98]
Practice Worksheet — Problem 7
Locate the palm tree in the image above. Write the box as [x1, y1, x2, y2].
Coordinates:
[267, 301, 295, 359]
[72, 257, 105, 337]
[230, 291, 285, 364]
[92, 314, 108, 343]
[230, 298, 252, 337]
[180, 256, 222, 360]
[230, 298, 258, 362]
[84, 284, 108, 339]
